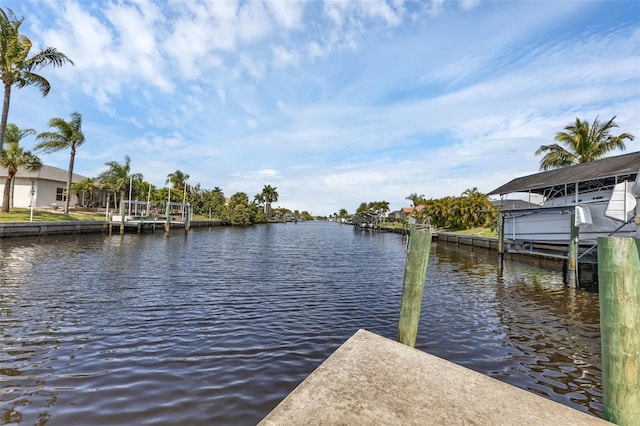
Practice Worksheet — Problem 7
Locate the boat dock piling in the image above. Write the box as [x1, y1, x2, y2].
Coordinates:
[598, 237, 640, 425]
[398, 228, 432, 347]
[262, 232, 640, 425]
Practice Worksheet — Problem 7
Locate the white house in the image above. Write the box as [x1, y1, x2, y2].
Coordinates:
[0, 165, 87, 210]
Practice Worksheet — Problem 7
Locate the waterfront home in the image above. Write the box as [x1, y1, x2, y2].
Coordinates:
[0, 165, 86, 210]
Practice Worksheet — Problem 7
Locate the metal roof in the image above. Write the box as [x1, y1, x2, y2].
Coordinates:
[488, 151, 640, 196]
[490, 199, 539, 210]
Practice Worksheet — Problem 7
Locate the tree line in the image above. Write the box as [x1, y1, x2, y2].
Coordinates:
[341, 188, 497, 231]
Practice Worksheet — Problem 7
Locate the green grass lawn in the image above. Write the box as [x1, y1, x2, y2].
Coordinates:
[0, 208, 108, 222]
[442, 227, 496, 238]
[378, 222, 496, 238]
[0, 208, 221, 223]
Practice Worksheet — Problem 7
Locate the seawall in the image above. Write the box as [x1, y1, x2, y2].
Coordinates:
[0, 219, 225, 238]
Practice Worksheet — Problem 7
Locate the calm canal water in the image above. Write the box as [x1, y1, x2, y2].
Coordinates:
[1, 222, 602, 425]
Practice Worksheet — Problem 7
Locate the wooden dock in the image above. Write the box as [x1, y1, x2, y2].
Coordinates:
[0, 219, 224, 238]
[260, 329, 611, 425]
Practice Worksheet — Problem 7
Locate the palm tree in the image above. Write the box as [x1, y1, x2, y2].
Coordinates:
[166, 169, 189, 189]
[210, 186, 226, 218]
[260, 184, 278, 217]
[405, 192, 424, 208]
[1, 123, 41, 212]
[72, 177, 97, 208]
[0, 8, 73, 155]
[98, 155, 143, 211]
[35, 112, 85, 213]
[535, 116, 635, 171]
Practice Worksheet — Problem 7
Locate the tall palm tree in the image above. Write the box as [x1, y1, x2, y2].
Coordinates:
[0, 8, 73, 155]
[405, 192, 424, 208]
[166, 169, 190, 189]
[35, 112, 85, 214]
[535, 116, 635, 171]
[1, 123, 41, 212]
[98, 155, 143, 210]
[260, 184, 278, 217]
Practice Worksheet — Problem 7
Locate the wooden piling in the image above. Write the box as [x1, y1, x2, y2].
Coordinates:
[119, 202, 125, 235]
[184, 205, 191, 234]
[164, 203, 171, 234]
[397, 228, 432, 348]
[597, 237, 640, 425]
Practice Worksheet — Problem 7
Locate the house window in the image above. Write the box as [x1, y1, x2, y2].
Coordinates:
[56, 188, 67, 201]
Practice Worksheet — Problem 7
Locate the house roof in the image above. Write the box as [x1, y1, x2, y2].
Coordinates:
[488, 151, 640, 196]
[10, 165, 87, 183]
[401, 205, 425, 213]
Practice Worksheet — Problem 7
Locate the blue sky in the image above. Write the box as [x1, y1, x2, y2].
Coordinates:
[4, 0, 639, 216]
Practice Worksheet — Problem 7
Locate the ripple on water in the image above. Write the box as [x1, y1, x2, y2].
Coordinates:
[0, 224, 603, 425]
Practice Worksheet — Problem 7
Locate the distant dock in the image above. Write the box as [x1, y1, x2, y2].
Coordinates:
[0, 219, 224, 238]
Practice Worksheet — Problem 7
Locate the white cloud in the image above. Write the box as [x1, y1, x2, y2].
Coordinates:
[460, 0, 481, 12]
[265, 1, 304, 29]
[237, 1, 272, 43]
[6, 0, 638, 216]
[272, 45, 300, 68]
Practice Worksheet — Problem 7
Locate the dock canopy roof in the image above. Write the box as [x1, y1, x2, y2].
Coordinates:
[488, 151, 640, 196]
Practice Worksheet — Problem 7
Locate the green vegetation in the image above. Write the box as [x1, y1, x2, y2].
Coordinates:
[1, 123, 41, 213]
[444, 227, 495, 238]
[35, 112, 85, 214]
[254, 184, 278, 218]
[0, 7, 73, 155]
[350, 188, 497, 232]
[98, 155, 143, 211]
[419, 187, 496, 230]
[166, 169, 189, 190]
[535, 116, 634, 171]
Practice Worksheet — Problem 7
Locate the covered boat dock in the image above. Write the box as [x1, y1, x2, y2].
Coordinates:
[488, 151, 640, 287]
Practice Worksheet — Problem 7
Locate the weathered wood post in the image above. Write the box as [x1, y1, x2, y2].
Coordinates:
[598, 237, 640, 425]
[165, 203, 171, 234]
[119, 201, 125, 235]
[184, 204, 191, 234]
[566, 213, 578, 287]
[397, 228, 432, 347]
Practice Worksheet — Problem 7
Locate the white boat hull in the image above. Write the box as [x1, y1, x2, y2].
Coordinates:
[503, 201, 636, 245]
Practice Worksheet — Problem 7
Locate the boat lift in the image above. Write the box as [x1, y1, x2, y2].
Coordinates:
[110, 200, 191, 235]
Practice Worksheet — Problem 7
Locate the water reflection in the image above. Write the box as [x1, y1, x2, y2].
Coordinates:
[0, 224, 602, 425]
[425, 241, 601, 415]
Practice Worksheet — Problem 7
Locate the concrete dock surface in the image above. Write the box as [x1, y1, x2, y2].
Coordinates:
[260, 329, 611, 425]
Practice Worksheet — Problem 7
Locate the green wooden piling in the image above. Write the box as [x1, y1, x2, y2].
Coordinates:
[598, 237, 640, 425]
[397, 229, 432, 347]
